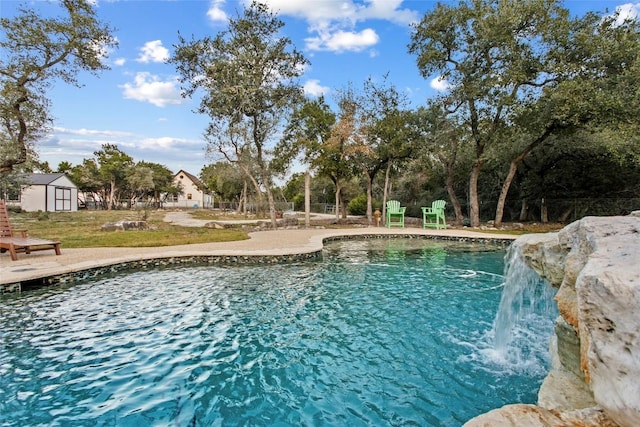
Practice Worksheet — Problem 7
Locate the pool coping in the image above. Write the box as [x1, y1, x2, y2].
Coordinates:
[1, 227, 517, 293]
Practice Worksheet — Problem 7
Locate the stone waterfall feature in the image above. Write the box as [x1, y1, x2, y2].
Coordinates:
[465, 213, 640, 427]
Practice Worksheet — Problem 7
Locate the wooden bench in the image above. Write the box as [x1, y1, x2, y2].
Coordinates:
[0, 200, 61, 261]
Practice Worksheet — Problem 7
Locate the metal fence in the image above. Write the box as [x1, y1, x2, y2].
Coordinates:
[212, 201, 295, 213]
[458, 198, 640, 223]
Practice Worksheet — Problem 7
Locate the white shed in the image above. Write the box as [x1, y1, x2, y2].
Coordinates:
[18, 173, 78, 212]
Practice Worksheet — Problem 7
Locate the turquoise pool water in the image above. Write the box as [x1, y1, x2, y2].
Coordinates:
[0, 239, 557, 426]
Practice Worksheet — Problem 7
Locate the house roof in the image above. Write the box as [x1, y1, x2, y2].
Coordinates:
[174, 169, 206, 190]
[21, 173, 69, 186]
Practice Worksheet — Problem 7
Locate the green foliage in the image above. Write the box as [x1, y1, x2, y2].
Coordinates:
[408, 0, 640, 226]
[200, 162, 245, 202]
[281, 172, 305, 202]
[274, 97, 336, 175]
[348, 194, 381, 216]
[0, 0, 117, 172]
[519, 130, 640, 200]
[170, 1, 309, 225]
[291, 194, 305, 211]
[36, 210, 49, 221]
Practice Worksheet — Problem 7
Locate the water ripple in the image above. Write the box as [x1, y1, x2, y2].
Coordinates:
[0, 240, 555, 426]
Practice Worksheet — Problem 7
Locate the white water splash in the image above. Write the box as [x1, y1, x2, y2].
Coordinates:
[487, 242, 558, 373]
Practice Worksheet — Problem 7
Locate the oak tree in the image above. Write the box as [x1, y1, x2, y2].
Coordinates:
[171, 1, 308, 228]
[409, 0, 640, 226]
[0, 0, 116, 173]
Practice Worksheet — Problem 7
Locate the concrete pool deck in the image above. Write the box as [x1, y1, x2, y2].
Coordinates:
[1, 218, 517, 291]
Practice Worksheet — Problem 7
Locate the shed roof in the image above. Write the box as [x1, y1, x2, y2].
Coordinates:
[22, 173, 69, 185]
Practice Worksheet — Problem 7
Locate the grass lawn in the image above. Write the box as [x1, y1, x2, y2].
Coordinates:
[6, 208, 563, 250]
[7, 209, 248, 249]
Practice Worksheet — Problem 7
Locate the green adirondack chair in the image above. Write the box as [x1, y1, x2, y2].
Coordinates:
[422, 200, 447, 229]
[386, 200, 406, 228]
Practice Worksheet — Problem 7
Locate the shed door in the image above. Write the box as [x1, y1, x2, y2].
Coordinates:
[55, 187, 72, 211]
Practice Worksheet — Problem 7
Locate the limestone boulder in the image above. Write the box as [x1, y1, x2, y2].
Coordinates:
[464, 404, 619, 427]
[515, 232, 565, 287]
[101, 220, 148, 231]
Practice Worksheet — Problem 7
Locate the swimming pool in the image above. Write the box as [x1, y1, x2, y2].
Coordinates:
[0, 239, 557, 426]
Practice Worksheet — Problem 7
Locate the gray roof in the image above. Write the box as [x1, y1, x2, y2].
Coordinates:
[21, 173, 68, 185]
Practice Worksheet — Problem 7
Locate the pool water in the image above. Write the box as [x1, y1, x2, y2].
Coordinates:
[0, 239, 557, 426]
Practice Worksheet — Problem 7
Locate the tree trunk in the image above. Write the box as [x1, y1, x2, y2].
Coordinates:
[494, 127, 555, 227]
[366, 173, 373, 225]
[237, 165, 263, 218]
[108, 180, 116, 210]
[469, 161, 482, 227]
[519, 199, 529, 221]
[541, 198, 548, 223]
[242, 181, 247, 216]
[304, 171, 310, 228]
[260, 168, 277, 228]
[236, 184, 244, 215]
[444, 161, 464, 225]
[382, 161, 392, 225]
[334, 181, 341, 221]
[494, 160, 519, 228]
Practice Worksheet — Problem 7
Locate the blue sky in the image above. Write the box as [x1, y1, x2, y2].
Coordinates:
[2, 0, 638, 177]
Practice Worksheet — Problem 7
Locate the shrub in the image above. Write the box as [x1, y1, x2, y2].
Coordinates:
[348, 194, 382, 215]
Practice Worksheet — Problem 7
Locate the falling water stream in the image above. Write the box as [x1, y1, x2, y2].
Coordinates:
[490, 242, 559, 370]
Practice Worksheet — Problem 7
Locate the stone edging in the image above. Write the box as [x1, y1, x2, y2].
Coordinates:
[1, 234, 514, 293]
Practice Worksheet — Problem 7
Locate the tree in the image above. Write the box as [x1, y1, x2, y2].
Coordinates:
[408, 0, 640, 227]
[56, 161, 73, 174]
[275, 95, 336, 222]
[354, 76, 415, 224]
[126, 165, 154, 207]
[323, 94, 359, 220]
[122, 161, 175, 208]
[410, 104, 468, 225]
[200, 162, 245, 209]
[94, 144, 134, 210]
[171, 1, 308, 228]
[70, 158, 103, 207]
[137, 161, 176, 207]
[0, 0, 116, 173]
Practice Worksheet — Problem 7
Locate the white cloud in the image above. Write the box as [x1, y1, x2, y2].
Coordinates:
[612, 3, 640, 25]
[430, 76, 450, 92]
[45, 127, 205, 172]
[306, 28, 379, 52]
[357, 0, 419, 25]
[136, 40, 170, 63]
[251, 0, 418, 53]
[138, 136, 202, 150]
[113, 57, 126, 66]
[254, 0, 417, 25]
[54, 127, 135, 138]
[121, 72, 183, 107]
[303, 79, 330, 97]
[207, 0, 228, 22]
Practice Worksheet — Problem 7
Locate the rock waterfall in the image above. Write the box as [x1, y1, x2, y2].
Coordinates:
[465, 212, 640, 427]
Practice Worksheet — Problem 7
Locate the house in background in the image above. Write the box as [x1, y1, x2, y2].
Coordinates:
[5, 173, 78, 212]
[164, 169, 212, 209]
